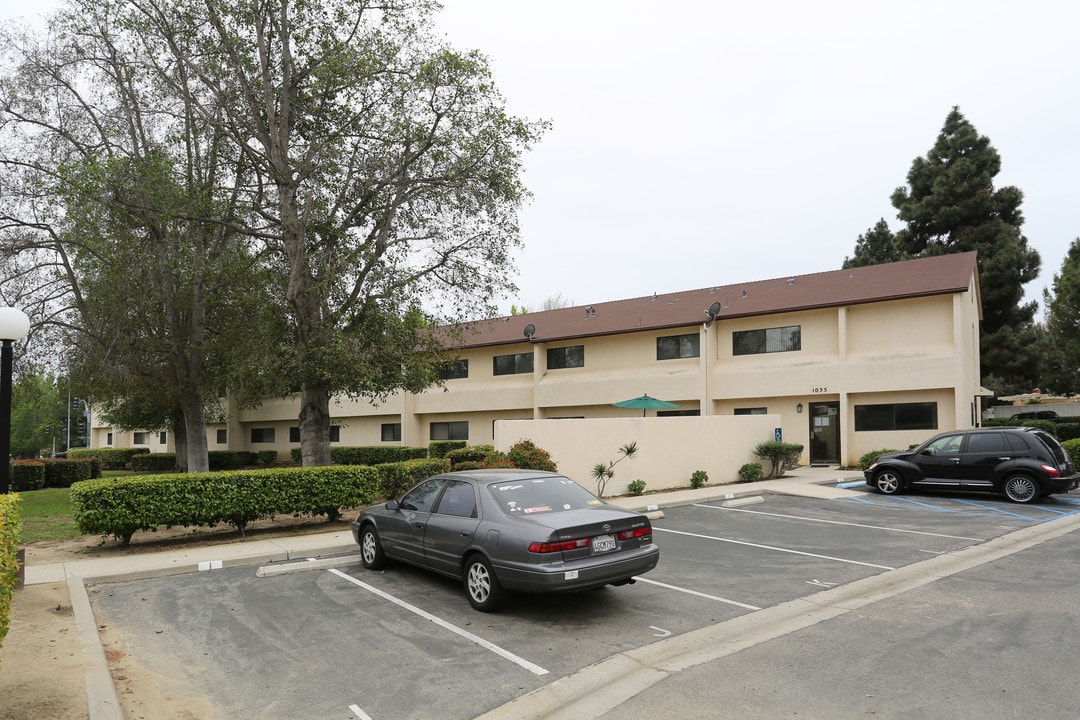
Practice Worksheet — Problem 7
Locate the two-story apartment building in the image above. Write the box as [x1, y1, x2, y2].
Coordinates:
[92, 252, 985, 469]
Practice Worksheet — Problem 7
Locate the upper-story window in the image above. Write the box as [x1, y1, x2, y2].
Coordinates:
[733, 325, 801, 356]
[547, 345, 584, 369]
[439, 359, 469, 380]
[657, 333, 700, 360]
[493, 352, 534, 376]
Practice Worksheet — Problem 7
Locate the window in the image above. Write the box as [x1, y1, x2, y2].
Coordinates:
[107, 432, 113, 446]
[657, 409, 699, 417]
[547, 345, 584, 369]
[657, 333, 700, 360]
[439, 359, 469, 380]
[133, 432, 150, 445]
[159, 431, 167, 444]
[251, 427, 276, 443]
[216, 429, 227, 445]
[290, 426, 300, 443]
[381, 423, 402, 442]
[330, 425, 340, 443]
[854, 402, 938, 431]
[733, 325, 801, 356]
[435, 479, 478, 518]
[430, 421, 468, 440]
[493, 352, 533, 376]
[734, 407, 768, 415]
[401, 478, 447, 513]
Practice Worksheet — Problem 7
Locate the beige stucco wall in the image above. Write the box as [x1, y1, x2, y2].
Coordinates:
[495, 415, 781, 495]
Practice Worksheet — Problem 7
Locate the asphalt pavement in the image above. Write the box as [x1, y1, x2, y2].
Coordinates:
[30, 466, 1080, 720]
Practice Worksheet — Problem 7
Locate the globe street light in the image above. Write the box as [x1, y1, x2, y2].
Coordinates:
[0, 307, 31, 494]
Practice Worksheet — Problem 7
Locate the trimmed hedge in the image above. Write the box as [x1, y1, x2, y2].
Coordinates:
[68, 447, 150, 469]
[1063, 438, 1080, 462]
[0, 493, 20, 663]
[70, 465, 382, 545]
[428, 440, 467, 458]
[130, 453, 179, 472]
[374, 458, 448, 500]
[10, 460, 45, 491]
[42, 458, 97, 487]
[208, 451, 258, 470]
[858, 448, 900, 471]
[289, 446, 429, 465]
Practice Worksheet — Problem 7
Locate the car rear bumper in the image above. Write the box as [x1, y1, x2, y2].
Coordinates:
[493, 544, 660, 593]
[1045, 473, 1080, 494]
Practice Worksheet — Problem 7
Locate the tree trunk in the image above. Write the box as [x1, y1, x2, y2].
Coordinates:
[299, 384, 331, 466]
[172, 417, 188, 473]
[181, 396, 210, 473]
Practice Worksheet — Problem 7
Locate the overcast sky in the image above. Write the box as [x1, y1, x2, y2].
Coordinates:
[5, 1, 1077, 317]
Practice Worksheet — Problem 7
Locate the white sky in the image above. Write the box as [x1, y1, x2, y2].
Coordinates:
[5, 0, 1078, 317]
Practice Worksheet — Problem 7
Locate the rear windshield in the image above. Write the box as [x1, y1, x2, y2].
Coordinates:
[488, 476, 604, 516]
[1030, 429, 1068, 464]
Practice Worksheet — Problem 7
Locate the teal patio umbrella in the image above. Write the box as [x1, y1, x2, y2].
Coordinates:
[612, 393, 679, 416]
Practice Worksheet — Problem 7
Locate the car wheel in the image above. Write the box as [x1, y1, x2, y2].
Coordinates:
[360, 525, 387, 570]
[1003, 474, 1040, 504]
[464, 554, 505, 612]
[873, 468, 904, 495]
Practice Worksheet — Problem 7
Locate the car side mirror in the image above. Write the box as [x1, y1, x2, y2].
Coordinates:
[385, 499, 400, 511]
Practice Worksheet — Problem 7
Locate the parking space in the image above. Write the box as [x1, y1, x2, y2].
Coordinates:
[88, 490, 1080, 719]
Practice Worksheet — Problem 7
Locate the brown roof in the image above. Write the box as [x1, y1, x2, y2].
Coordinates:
[457, 252, 979, 348]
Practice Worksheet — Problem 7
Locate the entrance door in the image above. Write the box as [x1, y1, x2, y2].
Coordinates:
[809, 402, 840, 465]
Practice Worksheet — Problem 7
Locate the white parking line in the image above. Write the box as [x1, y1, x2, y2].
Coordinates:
[696, 503, 983, 541]
[653, 527, 896, 570]
[348, 704, 373, 719]
[633, 577, 760, 610]
[328, 569, 549, 676]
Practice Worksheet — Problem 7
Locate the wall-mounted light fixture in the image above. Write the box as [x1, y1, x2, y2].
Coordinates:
[796, 403, 804, 414]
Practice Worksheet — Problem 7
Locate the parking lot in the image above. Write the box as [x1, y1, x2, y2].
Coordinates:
[88, 488, 1080, 720]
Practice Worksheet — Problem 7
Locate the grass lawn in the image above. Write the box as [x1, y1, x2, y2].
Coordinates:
[15, 487, 81, 543]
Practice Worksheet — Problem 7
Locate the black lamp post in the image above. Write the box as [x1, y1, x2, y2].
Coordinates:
[0, 307, 30, 494]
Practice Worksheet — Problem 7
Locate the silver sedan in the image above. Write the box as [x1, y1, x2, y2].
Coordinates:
[351, 469, 660, 611]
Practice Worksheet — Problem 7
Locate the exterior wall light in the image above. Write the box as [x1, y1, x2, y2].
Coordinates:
[796, 403, 804, 414]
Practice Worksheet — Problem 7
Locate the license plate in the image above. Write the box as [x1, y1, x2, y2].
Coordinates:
[592, 534, 616, 553]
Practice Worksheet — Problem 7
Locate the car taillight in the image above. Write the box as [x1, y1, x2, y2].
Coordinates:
[529, 537, 590, 553]
[619, 526, 652, 541]
[1041, 464, 1061, 478]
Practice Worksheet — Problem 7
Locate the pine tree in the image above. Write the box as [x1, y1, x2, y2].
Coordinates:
[1043, 238, 1080, 394]
[890, 107, 1042, 389]
[842, 219, 903, 269]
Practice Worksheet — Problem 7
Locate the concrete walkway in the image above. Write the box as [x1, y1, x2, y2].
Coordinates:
[23, 465, 866, 720]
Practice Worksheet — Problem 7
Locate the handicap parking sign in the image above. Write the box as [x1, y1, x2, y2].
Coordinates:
[774, 427, 782, 442]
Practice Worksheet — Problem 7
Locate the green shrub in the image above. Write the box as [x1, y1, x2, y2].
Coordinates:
[208, 450, 258, 470]
[131, 453, 178, 472]
[627, 479, 646, 496]
[752, 441, 804, 479]
[428, 440, 467, 459]
[10, 461, 45, 491]
[1063, 438, 1080, 462]
[373, 458, 448, 500]
[289, 446, 429, 465]
[257, 450, 279, 465]
[507, 439, 558, 472]
[738, 463, 763, 482]
[858, 449, 900, 471]
[68, 447, 150, 470]
[448, 445, 494, 469]
[0, 493, 20, 663]
[70, 464, 382, 545]
[42, 458, 96, 488]
[1056, 422, 1080, 441]
[690, 470, 708, 489]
